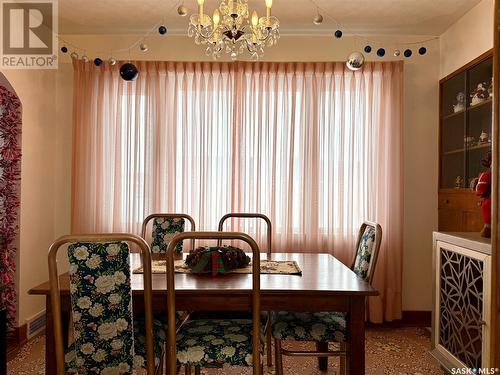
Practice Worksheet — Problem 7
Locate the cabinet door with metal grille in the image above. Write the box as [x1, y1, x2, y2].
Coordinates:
[432, 240, 491, 371]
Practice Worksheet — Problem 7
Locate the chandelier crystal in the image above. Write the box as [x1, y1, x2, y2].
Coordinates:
[188, 0, 280, 60]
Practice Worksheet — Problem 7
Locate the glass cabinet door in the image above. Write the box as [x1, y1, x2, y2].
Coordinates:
[466, 57, 493, 186]
[441, 72, 466, 189]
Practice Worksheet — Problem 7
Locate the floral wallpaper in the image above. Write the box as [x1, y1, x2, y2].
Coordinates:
[0, 84, 22, 329]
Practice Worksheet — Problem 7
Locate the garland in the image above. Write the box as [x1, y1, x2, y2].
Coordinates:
[0, 84, 22, 329]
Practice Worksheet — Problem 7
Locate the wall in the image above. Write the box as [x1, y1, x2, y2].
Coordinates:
[440, 0, 494, 78]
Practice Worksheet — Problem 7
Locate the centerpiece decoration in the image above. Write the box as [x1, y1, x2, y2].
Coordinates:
[185, 246, 250, 275]
[188, 0, 280, 60]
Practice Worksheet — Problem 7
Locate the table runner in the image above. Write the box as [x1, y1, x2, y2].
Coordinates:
[133, 259, 302, 275]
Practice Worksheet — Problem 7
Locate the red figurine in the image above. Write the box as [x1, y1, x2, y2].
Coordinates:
[475, 151, 492, 238]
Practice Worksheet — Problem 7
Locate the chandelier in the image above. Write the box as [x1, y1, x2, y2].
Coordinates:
[188, 0, 280, 60]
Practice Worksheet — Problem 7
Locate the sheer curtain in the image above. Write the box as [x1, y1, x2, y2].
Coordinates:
[72, 60, 403, 322]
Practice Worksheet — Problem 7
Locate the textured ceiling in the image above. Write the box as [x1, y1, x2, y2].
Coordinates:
[59, 0, 483, 35]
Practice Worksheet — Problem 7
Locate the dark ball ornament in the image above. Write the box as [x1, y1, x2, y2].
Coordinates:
[94, 58, 103, 66]
[404, 49, 412, 58]
[119, 63, 139, 81]
[418, 47, 427, 55]
[376, 48, 385, 57]
[364, 45, 372, 53]
[61, 46, 68, 53]
[334, 30, 342, 38]
[159, 25, 167, 35]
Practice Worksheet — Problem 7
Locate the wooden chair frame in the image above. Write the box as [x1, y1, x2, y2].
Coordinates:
[141, 213, 196, 252]
[218, 212, 273, 367]
[164, 231, 262, 375]
[48, 233, 156, 375]
[274, 221, 383, 375]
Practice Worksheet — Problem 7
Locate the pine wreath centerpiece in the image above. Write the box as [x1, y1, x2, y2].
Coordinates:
[185, 246, 250, 275]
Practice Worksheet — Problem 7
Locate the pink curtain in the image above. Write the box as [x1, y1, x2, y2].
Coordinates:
[72, 60, 403, 322]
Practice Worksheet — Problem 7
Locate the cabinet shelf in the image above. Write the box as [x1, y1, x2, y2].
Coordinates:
[442, 143, 491, 156]
[441, 98, 492, 120]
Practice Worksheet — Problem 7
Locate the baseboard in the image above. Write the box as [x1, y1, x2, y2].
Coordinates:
[368, 310, 432, 328]
[6, 324, 27, 361]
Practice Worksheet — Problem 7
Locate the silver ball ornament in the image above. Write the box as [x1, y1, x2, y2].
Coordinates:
[140, 43, 148, 52]
[177, 4, 188, 16]
[346, 51, 365, 71]
[313, 14, 323, 25]
[393, 49, 401, 57]
[70, 52, 78, 60]
[108, 57, 117, 66]
[82, 55, 89, 63]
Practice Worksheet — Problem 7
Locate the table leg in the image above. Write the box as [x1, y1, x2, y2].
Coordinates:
[316, 342, 328, 371]
[348, 297, 365, 375]
[45, 296, 56, 375]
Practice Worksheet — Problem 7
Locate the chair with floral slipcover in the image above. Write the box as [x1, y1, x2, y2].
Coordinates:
[271, 221, 382, 375]
[141, 213, 196, 255]
[164, 231, 265, 375]
[48, 233, 164, 375]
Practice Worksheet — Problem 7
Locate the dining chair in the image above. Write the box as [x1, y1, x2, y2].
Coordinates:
[48, 233, 162, 375]
[141, 213, 196, 254]
[218, 213, 274, 367]
[271, 221, 382, 375]
[164, 231, 264, 375]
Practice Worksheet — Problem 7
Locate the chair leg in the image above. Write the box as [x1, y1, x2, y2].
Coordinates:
[339, 342, 347, 375]
[274, 338, 283, 375]
[316, 342, 328, 372]
[266, 324, 273, 367]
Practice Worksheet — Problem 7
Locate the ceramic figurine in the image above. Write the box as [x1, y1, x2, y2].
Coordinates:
[479, 131, 489, 144]
[475, 151, 492, 238]
[464, 136, 475, 147]
[453, 92, 465, 113]
[470, 82, 489, 106]
[455, 175, 464, 189]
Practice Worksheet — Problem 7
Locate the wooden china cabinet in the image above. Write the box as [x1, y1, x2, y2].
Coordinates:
[439, 50, 493, 232]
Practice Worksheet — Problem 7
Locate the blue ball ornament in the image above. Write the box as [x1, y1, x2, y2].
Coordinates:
[364, 45, 372, 53]
[159, 25, 167, 35]
[376, 48, 385, 57]
[334, 30, 342, 38]
[418, 47, 427, 55]
[120, 63, 139, 81]
[94, 58, 103, 66]
[404, 49, 412, 58]
[61, 46, 68, 53]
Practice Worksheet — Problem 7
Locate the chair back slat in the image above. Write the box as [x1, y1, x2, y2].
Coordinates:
[217, 213, 272, 255]
[164, 231, 262, 375]
[48, 234, 155, 375]
[351, 221, 383, 284]
[141, 213, 196, 254]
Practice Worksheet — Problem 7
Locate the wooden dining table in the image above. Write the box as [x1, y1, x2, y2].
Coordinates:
[29, 252, 378, 374]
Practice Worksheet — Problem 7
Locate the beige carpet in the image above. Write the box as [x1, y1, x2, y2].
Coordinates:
[7, 327, 441, 375]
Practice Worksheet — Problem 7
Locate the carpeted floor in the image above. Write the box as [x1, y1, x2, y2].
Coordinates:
[8, 327, 442, 375]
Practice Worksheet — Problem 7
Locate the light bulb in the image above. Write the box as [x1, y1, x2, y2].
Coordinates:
[251, 10, 259, 27]
[213, 9, 220, 26]
[197, 0, 204, 5]
[265, 0, 272, 8]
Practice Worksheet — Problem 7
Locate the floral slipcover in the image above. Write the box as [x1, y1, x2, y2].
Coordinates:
[271, 311, 346, 342]
[353, 225, 376, 280]
[151, 217, 185, 254]
[65, 242, 165, 374]
[176, 319, 265, 367]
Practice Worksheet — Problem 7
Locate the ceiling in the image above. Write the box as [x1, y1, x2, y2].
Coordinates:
[59, 0, 483, 36]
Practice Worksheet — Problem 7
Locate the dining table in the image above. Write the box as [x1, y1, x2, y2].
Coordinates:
[29, 252, 378, 374]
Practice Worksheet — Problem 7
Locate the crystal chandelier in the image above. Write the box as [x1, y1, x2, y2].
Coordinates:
[188, 0, 280, 60]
